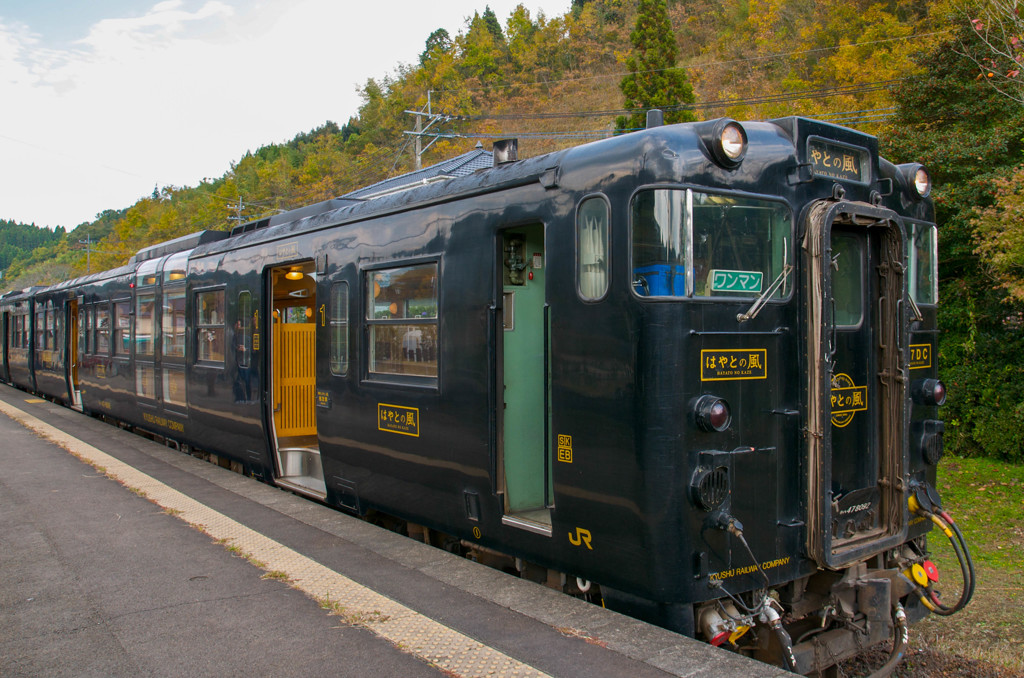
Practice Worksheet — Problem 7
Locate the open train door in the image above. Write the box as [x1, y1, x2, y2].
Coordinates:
[66, 296, 83, 410]
[803, 200, 909, 569]
[266, 261, 326, 498]
[496, 223, 553, 536]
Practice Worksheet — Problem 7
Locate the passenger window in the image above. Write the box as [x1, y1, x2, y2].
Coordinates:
[136, 293, 156, 357]
[909, 222, 937, 305]
[162, 288, 186, 358]
[113, 301, 131, 355]
[196, 290, 225, 364]
[330, 282, 349, 376]
[366, 264, 438, 380]
[578, 197, 610, 301]
[95, 306, 110, 354]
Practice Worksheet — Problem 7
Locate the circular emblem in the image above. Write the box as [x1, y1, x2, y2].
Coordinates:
[831, 372, 856, 428]
[472, 526, 482, 540]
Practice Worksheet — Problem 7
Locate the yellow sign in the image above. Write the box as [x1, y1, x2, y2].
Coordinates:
[568, 527, 593, 550]
[710, 556, 791, 581]
[701, 349, 767, 381]
[142, 411, 185, 433]
[316, 390, 331, 409]
[557, 434, 573, 463]
[909, 344, 932, 370]
[378, 403, 419, 437]
[831, 373, 867, 427]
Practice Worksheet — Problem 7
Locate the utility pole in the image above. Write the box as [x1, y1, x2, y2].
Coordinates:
[78, 234, 94, 273]
[405, 91, 457, 169]
[226, 196, 248, 226]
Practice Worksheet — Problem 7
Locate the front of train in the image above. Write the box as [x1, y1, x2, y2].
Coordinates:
[622, 117, 973, 674]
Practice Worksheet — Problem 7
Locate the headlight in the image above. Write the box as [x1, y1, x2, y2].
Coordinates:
[697, 118, 748, 169]
[913, 166, 931, 198]
[897, 163, 932, 200]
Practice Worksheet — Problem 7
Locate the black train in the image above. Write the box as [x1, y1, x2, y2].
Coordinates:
[1, 116, 972, 674]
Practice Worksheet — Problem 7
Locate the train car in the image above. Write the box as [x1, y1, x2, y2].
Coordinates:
[0, 116, 972, 675]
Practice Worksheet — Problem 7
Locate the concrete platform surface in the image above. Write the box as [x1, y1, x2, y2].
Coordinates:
[0, 383, 786, 677]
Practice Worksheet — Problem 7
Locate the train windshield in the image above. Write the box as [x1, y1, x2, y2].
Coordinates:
[632, 189, 792, 299]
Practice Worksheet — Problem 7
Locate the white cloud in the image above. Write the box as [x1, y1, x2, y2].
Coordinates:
[0, 0, 567, 229]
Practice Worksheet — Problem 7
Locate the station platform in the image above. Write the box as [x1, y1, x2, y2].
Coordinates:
[0, 383, 785, 677]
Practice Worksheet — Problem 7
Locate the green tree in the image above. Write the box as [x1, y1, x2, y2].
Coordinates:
[886, 23, 1024, 460]
[614, 0, 695, 132]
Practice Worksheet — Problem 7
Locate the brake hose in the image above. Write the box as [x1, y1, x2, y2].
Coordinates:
[907, 487, 976, 615]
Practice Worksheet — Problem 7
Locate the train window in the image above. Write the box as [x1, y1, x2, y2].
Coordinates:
[163, 288, 186, 358]
[631, 189, 792, 299]
[82, 305, 90, 354]
[577, 197, 610, 301]
[196, 289, 225, 364]
[831, 233, 864, 327]
[909, 222, 937, 305]
[136, 293, 156, 357]
[136, 365, 156, 399]
[95, 305, 110, 354]
[35, 302, 45, 350]
[163, 251, 188, 283]
[366, 263, 438, 380]
[330, 282, 349, 376]
[46, 300, 55, 350]
[163, 367, 187, 407]
[237, 291, 253, 370]
[692, 192, 791, 298]
[113, 301, 131, 355]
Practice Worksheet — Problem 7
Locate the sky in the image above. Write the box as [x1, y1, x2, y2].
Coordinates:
[0, 0, 570, 230]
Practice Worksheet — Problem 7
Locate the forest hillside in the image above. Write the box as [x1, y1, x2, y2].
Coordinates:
[2, 0, 1023, 462]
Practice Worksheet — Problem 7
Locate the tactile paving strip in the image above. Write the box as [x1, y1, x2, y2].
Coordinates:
[1, 399, 550, 678]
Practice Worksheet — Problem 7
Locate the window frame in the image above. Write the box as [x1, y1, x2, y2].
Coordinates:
[907, 220, 938, 306]
[576, 194, 611, 303]
[112, 299, 131, 357]
[629, 186, 794, 302]
[194, 287, 226, 366]
[330, 281, 350, 377]
[363, 260, 440, 387]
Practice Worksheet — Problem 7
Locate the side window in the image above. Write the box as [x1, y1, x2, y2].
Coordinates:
[45, 300, 55, 350]
[196, 289, 225, 364]
[162, 288, 186, 358]
[366, 264, 438, 380]
[909, 222, 938, 305]
[35, 302, 45, 350]
[95, 305, 110, 354]
[136, 293, 156, 357]
[113, 301, 131, 355]
[330, 282, 349, 376]
[577, 197, 610, 301]
[236, 291, 252, 369]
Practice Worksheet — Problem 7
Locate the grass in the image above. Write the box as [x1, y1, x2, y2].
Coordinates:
[912, 456, 1024, 673]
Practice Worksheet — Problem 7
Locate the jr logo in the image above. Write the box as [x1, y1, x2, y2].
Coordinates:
[568, 527, 593, 550]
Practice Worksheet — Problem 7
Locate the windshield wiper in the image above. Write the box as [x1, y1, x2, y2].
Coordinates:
[737, 263, 792, 323]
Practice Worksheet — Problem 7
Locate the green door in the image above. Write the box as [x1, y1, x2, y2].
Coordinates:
[500, 225, 550, 519]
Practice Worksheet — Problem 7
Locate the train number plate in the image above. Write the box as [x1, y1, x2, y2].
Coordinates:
[909, 343, 932, 369]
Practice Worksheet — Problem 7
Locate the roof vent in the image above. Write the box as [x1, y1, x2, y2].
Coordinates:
[646, 109, 664, 129]
[493, 139, 518, 165]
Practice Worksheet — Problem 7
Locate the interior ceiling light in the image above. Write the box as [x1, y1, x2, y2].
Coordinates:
[285, 268, 304, 281]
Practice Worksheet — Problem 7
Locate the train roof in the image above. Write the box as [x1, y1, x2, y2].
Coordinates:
[132, 229, 230, 263]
